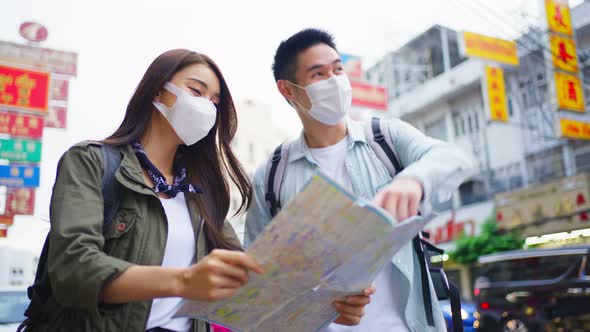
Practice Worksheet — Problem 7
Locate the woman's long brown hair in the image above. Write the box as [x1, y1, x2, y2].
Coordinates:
[104, 49, 251, 250]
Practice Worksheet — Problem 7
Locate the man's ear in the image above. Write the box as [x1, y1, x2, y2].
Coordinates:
[277, 80, 296, 102]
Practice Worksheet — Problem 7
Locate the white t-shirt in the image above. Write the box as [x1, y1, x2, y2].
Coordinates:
[309, 136, 353, 191]
[310, 137, 409, 332]
[146, 192, 196, 332]
[321, 262, 409, 332]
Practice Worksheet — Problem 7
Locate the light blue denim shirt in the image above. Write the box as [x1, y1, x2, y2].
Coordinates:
[244, 118, 475, 332]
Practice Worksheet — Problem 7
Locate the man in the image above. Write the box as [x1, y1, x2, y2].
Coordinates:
[245, 28, 474, 332]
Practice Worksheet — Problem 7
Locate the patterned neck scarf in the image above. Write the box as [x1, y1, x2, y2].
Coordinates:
[132, 140, 202, 197]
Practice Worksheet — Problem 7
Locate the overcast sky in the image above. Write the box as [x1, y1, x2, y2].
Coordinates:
[0, 0, 584, 255]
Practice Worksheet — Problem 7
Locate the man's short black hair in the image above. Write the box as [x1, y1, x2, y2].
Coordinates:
[272, 28, 337, 83]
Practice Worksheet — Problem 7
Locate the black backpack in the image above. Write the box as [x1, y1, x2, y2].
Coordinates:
[264, 118, 464, 332]
[18, 143, 123, 331]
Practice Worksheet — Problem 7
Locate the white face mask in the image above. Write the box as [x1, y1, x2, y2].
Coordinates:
[289, 74, 352, 126]
[153, 82, 217, 146]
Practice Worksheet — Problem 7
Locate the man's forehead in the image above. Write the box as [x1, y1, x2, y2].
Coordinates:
[296, 46, 340, 70]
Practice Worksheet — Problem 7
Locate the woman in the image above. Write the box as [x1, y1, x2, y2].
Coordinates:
[23, 49, 262, 332]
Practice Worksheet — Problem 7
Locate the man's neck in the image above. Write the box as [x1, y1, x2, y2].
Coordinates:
[302, 119, 347, 149]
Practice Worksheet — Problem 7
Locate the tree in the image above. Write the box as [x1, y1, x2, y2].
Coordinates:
[449, 212, 524, 265]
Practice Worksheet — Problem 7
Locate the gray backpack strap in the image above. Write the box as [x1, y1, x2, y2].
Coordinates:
[363, 117, 402, 177]
[100, 144, 123, 230]
[264, 142, 290, 218]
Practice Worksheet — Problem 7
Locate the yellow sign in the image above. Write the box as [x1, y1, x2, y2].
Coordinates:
[558, 118, 590, 140]
[485, 66, 509, 122]
[555, 71, 586, 112]
[462, 31, 519, 66]
[550, 34, 579, 73]
[545, 0, 573, 36]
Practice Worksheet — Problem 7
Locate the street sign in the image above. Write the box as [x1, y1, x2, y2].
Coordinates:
[19, 22, 48, 43]
[0, 40, 77, 77]
[351, 81, 388, 111]
[0, 111, 43, 138]
[555, 71, 585, 112]
[0, 138, 42, 163]
[557, 117, 590, 140]
[545, 0, 573, 36]
[4, 187, 35, 216]
[0, 165, 40, 187]
[484, 66, 509, 122]
[550, 34, 579, 73]
[460, 31, 519, 66]
[0, 65, 50, 113]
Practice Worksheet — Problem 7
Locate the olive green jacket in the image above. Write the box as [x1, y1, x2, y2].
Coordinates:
[32, 141, 240, 332]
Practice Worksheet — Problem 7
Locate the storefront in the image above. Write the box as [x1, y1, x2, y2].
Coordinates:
[495, 173, 590, 249]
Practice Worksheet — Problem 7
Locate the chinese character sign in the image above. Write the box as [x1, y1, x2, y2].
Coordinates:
[0, 111, 43, 138]
[0, 138, 42, 162]
[550, 34, 579, 73]
[555, 72, 585, 112]
[461, 31, 519, 66]
[0, 165, 40, 188]
[0, 65, 50, 112]
[485, 66, 509, 122]
[558, 118, 590, 140]
[545, 0, 573, 36]
[4, 187, 35, 216]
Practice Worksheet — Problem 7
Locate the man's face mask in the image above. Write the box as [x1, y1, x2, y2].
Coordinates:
[288, 74, 352, 126]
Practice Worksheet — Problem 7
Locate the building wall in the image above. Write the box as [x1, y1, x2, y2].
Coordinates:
[0, 247, 37, 289]
[228, 99, 295, 242]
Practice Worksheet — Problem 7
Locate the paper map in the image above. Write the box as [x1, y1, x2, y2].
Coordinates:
[175, 172, 432, 332]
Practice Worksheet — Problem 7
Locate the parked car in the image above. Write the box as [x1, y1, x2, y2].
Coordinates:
[474, 245, 590, 332]
[440, 298, 478, 332]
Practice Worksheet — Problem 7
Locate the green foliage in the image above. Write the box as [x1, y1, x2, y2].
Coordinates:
[449, 212, 524, 265]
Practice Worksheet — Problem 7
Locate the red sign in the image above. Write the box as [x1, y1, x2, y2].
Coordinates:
[0, 65, 50, 112]
[351, 81, 388, 111]
[0, 216, 14, 226]
[428, 211, 477, 244]
[4, 187, 35, 216]
[19, 22, 49, 43]
[0, 227, 7, 238]
[45, 105, 67, 128]
[51, 78, 69, 101]
[0, 111, 44, 138]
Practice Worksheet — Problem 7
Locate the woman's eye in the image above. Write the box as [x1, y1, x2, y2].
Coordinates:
[189, 87, 202, 96]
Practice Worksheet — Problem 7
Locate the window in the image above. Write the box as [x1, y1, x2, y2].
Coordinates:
[508, 98, 514, 116]
[424, 118, 448, 141]
[474, 113, 480, 131]
[460, 117, 466, 136]
[480, 254, 582, 283]
[459, 180, 487, 205]
[467, 115, 473, 134]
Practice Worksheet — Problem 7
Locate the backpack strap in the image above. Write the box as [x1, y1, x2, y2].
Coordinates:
[364, 117, 402, 177]
[264, 143, 290, 218]
[365, 118, 440, 327]
[449, 281, 464, 332]
[100, 143, 123, 229]
[412, 236, 436, 327]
